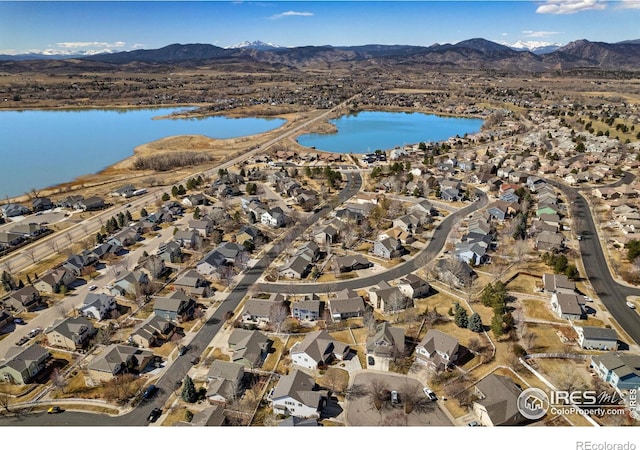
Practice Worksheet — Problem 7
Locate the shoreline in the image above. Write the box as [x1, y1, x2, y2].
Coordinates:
[1, 104, 484, 205]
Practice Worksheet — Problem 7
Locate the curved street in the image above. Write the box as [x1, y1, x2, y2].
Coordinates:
[542, 172, 640, 346]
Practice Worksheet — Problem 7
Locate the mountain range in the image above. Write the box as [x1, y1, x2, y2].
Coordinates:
[1, 38, 639, 72]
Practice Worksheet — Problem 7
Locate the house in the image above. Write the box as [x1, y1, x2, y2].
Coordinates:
[0, 203, 30, 218]
[290, 330, 351, 370]
[409, 200, 436, 219]
[397, 274, 430, 299]
[543, 274, 576, 294]
[142, 254, 169, 280]
[535, 231, 565, 252]
[77, 196, 105, 211]
[44, 317, 95, 351]
[241, 296, 285, 328]
[130, 314, 176, 348]
[32, 197, 54, 212]
[271, 369, 329, 418]
[550, 293, 586, 320]
[372, 237, 403, 259]
[182, 193, 208, 207]
[33, 267, 76, 294]
[574, 326, 618, 350]
[366, 322, 405, 358]
[415, 329, 460, 371]
[454, 240, 490, 266]
[62, 251, 98, 276]
[314, 225, 340, 246]
[332, 254, 372, 273]
[196, 242, 245, 276]
[153, 290, 196, 322]
[368, 282, 412, 314]
[173, 270, 211, 297]
[279, 416, 319, 427]
[235, 225, 262, 247]
[279, 254, 312, 280]
[10, 222, 48, 238]
[393, 214, 421, 234]
[108, 227, 140, 247]
[291, 299, 322, 322]
[109, 270, 149, 297]
[0, 231, 23, 247]
[157, 241, 183, 264]
[261, 207, 286, 228]
[590, 352, 640, 392]
[87, 344, 155, 382]
[329, 290, 366, 321]
[0, 344, 51, 384]
[174, 229, 202, 249]
[189, 218, 214, 238]
[473, 374, 526, 426]
[111, 184, 137, 198]
[0, 310, 13, 329]
[90, 242, 123, 260]
[228, 329, 273, 368]
[77, 292, 118, 321]
[206, 360, 245, 406]
[4, 285, 42, 312]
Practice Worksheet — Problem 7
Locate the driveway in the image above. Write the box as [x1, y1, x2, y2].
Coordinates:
[344, 371, 453, 426]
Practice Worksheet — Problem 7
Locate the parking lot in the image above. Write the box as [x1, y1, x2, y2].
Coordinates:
[344, 371, 454, 426]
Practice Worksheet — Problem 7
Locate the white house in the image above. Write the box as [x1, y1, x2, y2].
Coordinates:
[271, 369, 328, 418]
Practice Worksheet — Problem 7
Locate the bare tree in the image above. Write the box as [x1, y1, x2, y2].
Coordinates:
[363, 307, 377, 336]
[50, 367, 68, 394]
[269, 302, 289, 333]
[368, 378, 390, 411]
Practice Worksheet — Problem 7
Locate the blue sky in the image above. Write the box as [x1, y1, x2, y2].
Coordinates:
[1, 1, 639, 55]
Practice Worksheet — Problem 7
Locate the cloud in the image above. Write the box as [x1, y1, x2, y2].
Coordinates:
[522, 30, 562, 38]
[536, 0, 607, 14]
[269, 10, 314, 19]
[55, 41, 126, 49]
[618, 0, 640, 8]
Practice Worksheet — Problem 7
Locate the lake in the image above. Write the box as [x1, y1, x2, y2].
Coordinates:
[0, 108, 285, 198]
[297, 111, 484, 154]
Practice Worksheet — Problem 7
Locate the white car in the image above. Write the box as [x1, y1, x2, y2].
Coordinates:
[88, 285, 97, 291]
[423, 387, 437, 401]
[626, 301, 636, 309]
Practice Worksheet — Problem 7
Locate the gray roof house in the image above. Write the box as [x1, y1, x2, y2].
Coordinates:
[241, 295, 286, 328]
[397, 273, 431, 299]
[87, 344, 155, 382]
[33, 267, 76, 294]
[196, 242, 245, 276]
[153, 290, 196, 322]
[368, 281, 412, 314]
[574, 326, 618, 351]
[44, 317, 96, 351]
[206, 360, 245, 406]
[109, 270, 149, 297]
[130, 314, 176, 348]
[0, 344, 51, 384]
[271, 369, 328, 418]
[590, 352, 640, 392]
[550, 293, 586, 321]
[473, 374, 526, 426]
[372, 237, 403, 259]
[228, 329, 273, 368]
[332, 254, 372, 273]
[415, 329, 460, 370]
[291, 299, 322, 322]
[366, 322, 405, 358]
[290, 330, 351, 370]
[173, 270, 211, 297]
[543, 273, 576, 294]
[173, 230, 202, 249]
[329, 290, 365, 321]
[4, 285, 42, 312]
[77, 293, 117, 321]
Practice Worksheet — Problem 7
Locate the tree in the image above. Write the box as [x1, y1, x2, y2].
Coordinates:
[193, 207, 201, 220]
[50, 367, 68, 394]
[161, 192, 170, 202]
[468, 312, 483, 332]
[125, 209, 133, 222]
[269, 302, 289, 333]
[182, 375, 198, 403]
[140, 207, 148, 218]
[454, 303, 468, 328]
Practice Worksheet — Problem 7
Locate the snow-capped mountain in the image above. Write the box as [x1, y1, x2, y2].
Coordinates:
[505, 40, 563, 55]
[226, 40, 285, 50]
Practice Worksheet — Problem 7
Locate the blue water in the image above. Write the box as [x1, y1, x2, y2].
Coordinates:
[297, 111, 484, 154]
[0, 108, 285, 198]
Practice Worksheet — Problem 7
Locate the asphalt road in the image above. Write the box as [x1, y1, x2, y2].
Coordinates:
[0, 171, 362, 427]
[257, 189, 488, 294]
[542, 173, 640, 347]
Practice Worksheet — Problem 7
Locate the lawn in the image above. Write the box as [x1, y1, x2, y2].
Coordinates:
[262, 336, 284, 373]
[506, 273, 542, 294]
[521, 298, 564, 323]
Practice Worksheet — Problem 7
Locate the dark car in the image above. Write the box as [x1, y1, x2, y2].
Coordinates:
[178, 346, 188, 356]
[367, 356, 375, 366]
[142, 384, 157, 399]
[190, 356, 200, 365]
[147, 407, 162, 423]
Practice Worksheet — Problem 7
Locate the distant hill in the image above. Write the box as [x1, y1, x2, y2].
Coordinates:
[2, 38, 640, 72]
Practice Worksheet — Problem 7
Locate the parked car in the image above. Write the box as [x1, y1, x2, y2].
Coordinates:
[178, 346, 188, 356]
[47, 406, 63, 414]
[13, 318, 25, 325]
[423, 387, 437, 401]
[627, 301, 636, 309]
[142, 384, 157, 399]
[367, 356, 375, 366]
[391, 390, 399, 405]
[16, 336, 29, 346]
[88, 285, 97, 291]
[147, 407, 162, 423]
[468, 421, 482, 427]
[190, 356, 200, 365]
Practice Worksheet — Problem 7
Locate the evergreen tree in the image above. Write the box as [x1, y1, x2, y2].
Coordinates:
[468, 312, 483, 332]
[454, 303, 468, 328]
[181, 375, 198, 403]
[491, 312, 504, 337]
[162, 192, 170, 202]
[193, 207, 201, 220]
[140, 207, 148, 218]
[171, 185, 179, 198]
[96, 232, 104, 244]
[125, 210, 133, 222]
[26, 274, 32, 285]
